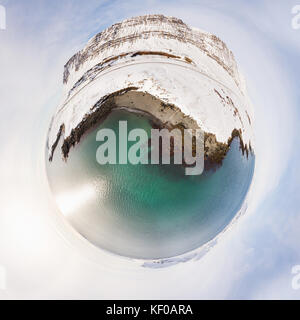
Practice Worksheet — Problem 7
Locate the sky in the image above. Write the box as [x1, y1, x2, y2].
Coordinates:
[0, 0, 300, 299]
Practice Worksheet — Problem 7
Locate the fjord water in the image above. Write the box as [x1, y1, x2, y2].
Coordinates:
[46, 109, 255, 259]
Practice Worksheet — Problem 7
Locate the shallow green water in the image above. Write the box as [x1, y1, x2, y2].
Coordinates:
[46, 109, 255, 259]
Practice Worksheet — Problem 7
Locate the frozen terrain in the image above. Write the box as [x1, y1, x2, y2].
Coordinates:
[46, 14, 254, 161]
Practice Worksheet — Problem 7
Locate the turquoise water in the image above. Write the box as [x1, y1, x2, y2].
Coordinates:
[46, 109, 255, 259]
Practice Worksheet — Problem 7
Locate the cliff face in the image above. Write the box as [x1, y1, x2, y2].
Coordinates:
[63, 15, 241, 93]
[47, 14, 254, 162]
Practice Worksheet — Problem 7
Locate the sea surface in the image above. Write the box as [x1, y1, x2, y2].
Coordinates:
[46, 109, 255, 259]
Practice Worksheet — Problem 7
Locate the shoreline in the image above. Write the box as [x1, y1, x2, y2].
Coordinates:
[48, 98, 252, 170]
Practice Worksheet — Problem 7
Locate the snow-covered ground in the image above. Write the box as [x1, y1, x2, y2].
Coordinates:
[47, 14, 254, 160]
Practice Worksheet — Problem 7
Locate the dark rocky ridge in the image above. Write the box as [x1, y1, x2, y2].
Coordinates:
[48, 15, 253, 166]
[66, 51, 194, 100]
[63, 14, 240, 89]
[48, 89, 252, 168]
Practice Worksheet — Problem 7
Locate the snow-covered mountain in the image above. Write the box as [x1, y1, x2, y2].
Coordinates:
[47, 14, 254, 162]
